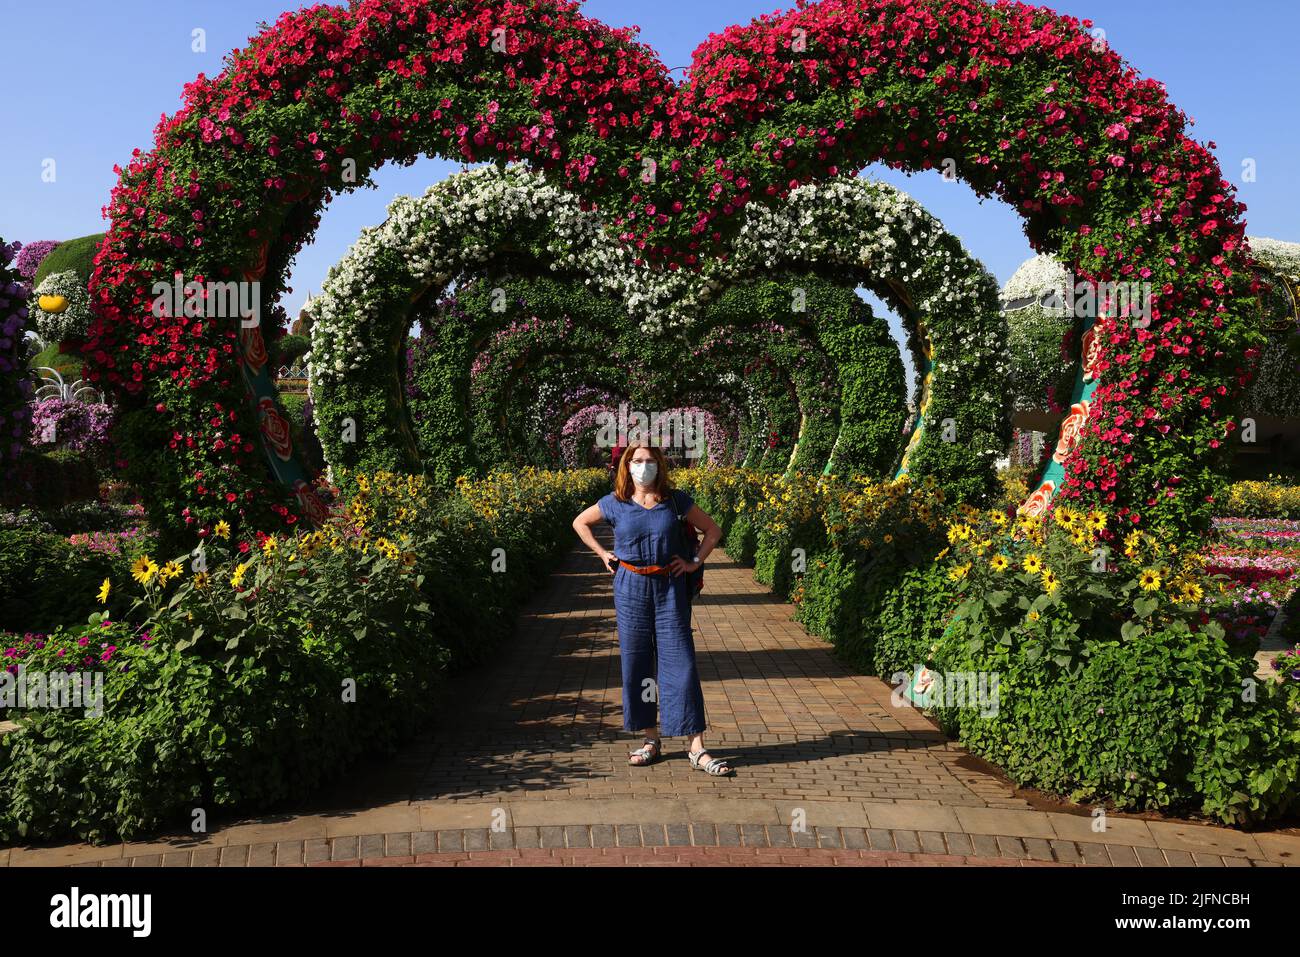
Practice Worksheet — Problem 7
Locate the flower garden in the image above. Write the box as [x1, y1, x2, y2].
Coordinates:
[2, 0, 1300, 847]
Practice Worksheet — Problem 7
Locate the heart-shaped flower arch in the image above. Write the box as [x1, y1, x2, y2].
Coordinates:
[309, 164, 999, 500]
[84, 0, 1261, 539]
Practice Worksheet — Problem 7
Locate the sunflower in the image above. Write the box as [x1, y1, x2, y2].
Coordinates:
[989, 511, 1009, 528]
[1178, 580, 1204, 603]
[131, 555, 159, 586]
[213, 520, 231, 540]
[1086, 511, 1107, 532]
[261, 536, 278, 555]
[1027, 610, 1042, 623]
[230, 561, 251, 589]
[948, 563, 972, 582]
[160, 560, 183, 583]
[193, 571, 211, 591]
[1138, 568, 1162, 592]
[1041, 569, 1061, 594]
[97, 578, 111, 604]
[990, 554, 1010, 573]
[1022, 553, 1044, 575]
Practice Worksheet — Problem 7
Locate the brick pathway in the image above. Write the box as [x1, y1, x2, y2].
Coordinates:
[6, 532, 1299, 867]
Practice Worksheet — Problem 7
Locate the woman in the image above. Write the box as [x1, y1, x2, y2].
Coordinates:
[572, 441, 734, 775]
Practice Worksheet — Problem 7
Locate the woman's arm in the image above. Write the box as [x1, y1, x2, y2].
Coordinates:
[572, 503, 618, 574]
[685, 504, 722, 563]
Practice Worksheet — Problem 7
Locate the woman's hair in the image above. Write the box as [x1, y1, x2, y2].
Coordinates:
[613, 441, 673, 502]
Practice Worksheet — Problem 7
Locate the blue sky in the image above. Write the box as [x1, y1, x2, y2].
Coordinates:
[3, 0, 1297, 341]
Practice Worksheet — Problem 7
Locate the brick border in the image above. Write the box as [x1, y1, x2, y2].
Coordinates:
[57, 823, 1280, 868]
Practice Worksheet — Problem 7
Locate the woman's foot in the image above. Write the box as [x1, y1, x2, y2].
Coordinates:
[687, 748, 734, 776]
[629, 737, 662, 766]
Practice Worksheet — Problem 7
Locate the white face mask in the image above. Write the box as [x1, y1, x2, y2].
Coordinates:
[629, 461, 658, 485]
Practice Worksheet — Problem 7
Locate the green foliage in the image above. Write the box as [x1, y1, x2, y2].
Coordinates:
[269, 333, 310, 367]
[33, 233, 104, 286]
[0, 449, 99, 510]
[0, 529, 125, 632]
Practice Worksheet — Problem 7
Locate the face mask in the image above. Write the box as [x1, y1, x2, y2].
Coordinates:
[629, 461, 658, 485]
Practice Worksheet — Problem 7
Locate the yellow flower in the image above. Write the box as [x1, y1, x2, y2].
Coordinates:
[1138, 568, 1162, 592]
[1086, 511, 1107, 532]
[193, 571, 210, 590]
[989, 554, 1010, 573]
[97, 578, 111, 604]
[1179, 580, 1204, 603]
[948, 563, 971, 582]
[1027, 610, 1042, 623]
[131, 555, 159, 585]
[1041, 569, 1060, 594]
[213, 520, 231, 540]
[230, 561, 251, 589]
[1022, 553, 1043, 575]
[990, 511, 1009, 528]
[262, 537, 278, 555]
[160, 560, 183, 582]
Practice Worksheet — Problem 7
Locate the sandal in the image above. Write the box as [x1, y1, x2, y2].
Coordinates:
[628, 737, 662, 766]
[687, 748, 735, 776]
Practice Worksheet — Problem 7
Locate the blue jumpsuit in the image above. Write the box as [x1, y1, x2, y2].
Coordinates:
[597, 489, 707, 737]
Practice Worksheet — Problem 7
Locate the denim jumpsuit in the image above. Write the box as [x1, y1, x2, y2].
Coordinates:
[598, 489, 707, 737]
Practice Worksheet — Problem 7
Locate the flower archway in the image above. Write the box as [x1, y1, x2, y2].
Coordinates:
[85, 0, 1258, 538]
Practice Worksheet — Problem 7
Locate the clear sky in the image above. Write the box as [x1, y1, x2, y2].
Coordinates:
[2, 0, 1297, 344]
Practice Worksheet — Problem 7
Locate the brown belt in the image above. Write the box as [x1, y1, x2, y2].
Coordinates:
[619, 560, 671, 577]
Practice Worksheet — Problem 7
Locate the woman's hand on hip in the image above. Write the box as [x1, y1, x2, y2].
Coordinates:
[601, 550, 619, 574]
[667, 556, 701, 577]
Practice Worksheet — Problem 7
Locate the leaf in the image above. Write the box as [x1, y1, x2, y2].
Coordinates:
[1120, 621, 1145, 641]
[987, 590, 1011, 609]
[1132, 596, 1158, 619]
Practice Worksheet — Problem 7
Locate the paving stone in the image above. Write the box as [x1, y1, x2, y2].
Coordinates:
[1049, 840, 1082, 864]
[331, 836, 359, 862]
[219, 846, 250, 867]
[1106, 845, 1141, 867]
[248, 843, 276, 867]
[918, 831, 947, 856]
[439, 830, 467, 852]
[410, 831, 440, 856]
[894, 831, 922, 854]
[841, 828, 869, 850]
[943, 832, 973, 856]
[386, 833, 413, 857]
[191, 847, 222, 867]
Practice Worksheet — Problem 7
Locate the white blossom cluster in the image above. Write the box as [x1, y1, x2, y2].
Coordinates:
[308, 167, 1010, 469]
[1000, 253, 1071, 308]
[29, 270, 94, 343]
[1248, 237, 1300, 283]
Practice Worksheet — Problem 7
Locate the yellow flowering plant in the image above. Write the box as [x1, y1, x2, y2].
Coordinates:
[939, 504, 1221, 676]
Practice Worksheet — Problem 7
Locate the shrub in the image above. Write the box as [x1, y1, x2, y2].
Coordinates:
[1220, 480, 1300, 519]
[0, 528, 124, 632]
[0, 467, 607, 843]
[32, 233, 103, 287]
[0, 449, 100, 510]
